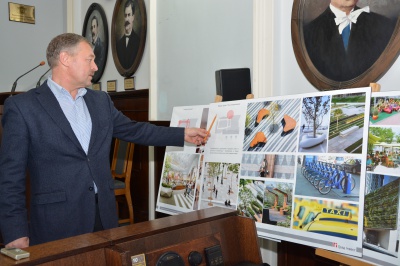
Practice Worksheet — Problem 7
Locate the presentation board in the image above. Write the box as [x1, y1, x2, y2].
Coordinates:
[155, 87, 391, 259]
[361, 90, 400, 266]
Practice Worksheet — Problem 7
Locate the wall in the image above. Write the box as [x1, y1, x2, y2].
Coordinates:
[77, 0, 253, 121]
[0, 0, 66, 92]
[155, 0, 253, 120]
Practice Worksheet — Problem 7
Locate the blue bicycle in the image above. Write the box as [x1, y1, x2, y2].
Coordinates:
[318, 166, 356, 195]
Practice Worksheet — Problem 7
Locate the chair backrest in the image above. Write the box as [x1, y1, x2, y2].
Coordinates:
[111, 139, 135, 186]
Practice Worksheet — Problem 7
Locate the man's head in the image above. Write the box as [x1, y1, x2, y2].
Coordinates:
[47, 33, 92, 68]
[124, 0, 135, 35]
[46, 33, 97, 89]
[91, 16, 99, 43]
[331, 0, 358, 13]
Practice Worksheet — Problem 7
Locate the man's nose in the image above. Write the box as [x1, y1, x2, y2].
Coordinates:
[92, 61, 98, 71]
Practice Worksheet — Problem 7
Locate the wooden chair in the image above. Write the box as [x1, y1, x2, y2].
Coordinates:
[111, 139, 135, 225]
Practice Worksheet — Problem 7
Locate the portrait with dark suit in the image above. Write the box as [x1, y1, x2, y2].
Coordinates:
[111, 0, 147, 77]
[292, 0, 400, 90]
[82, 3, 109, 83]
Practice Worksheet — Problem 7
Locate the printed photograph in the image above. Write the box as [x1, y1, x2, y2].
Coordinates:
[157, 152, 201, 213]
[292, 197, 359, 241]
[237, 179, 265, 223]
[296, 155, 361, 200]
[370, 96, 400, 126]
[298, 96, 330, 153]
[364, 174, 400, 258]
[328, 93, 367, 153]
[244, 99, 301, 152]
[261, 181, 293, 227]
[240, 153, 296, 179]
[199, 162, 239, 210]
[367, 127, 400, 176]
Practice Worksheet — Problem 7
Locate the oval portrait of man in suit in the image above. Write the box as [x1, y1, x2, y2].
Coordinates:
[82, 3, 109, 84]
[292, 0, 400, 91]
[111, 0, 147, 77]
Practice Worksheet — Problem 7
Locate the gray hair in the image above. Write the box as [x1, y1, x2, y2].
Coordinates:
[46, 33, 91, 68]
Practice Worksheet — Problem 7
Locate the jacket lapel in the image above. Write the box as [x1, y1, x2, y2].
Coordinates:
[83, 90, 109, 154]
[35, 83, 84, 152]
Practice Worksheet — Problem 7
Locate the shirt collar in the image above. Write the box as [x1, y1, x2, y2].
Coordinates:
[47, 77, 87, 100]
[330, 4, 370, 34]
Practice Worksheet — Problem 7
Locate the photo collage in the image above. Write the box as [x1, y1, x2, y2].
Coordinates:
[156, 88, 400, 263]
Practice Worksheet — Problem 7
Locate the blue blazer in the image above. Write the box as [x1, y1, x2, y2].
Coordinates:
[0, 82, 184, 245]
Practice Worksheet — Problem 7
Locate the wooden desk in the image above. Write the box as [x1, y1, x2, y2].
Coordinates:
[0, 207, 262, 265]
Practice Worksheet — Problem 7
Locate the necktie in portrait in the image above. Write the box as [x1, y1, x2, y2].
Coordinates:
[125, 35, 130, 47]
[342, 24, 350, 50]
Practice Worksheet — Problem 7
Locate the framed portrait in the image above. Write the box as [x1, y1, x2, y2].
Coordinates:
[291, 0, 400, 91]
[111, 0, 147, 77]
[82, 3, 109, 84]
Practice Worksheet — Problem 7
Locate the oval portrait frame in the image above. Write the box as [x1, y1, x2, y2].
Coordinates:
[291, 0, 400, 91]
[82, 3, 109, 84]
[111, 0, 147, 77]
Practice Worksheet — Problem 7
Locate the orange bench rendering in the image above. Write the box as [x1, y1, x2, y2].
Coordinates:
[255, 108, 270, 127]
[250, 131, 267, 148]
[281, 114, 296, 136]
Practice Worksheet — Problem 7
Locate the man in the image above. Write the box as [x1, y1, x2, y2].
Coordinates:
[0, 33, 207, 248]
[91, 15, 105, 81]
[304, 0, 395, 81]
[116, 0, 140, 69]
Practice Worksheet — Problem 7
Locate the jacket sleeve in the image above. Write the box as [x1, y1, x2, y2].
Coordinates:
[103, 93, 185, 147]
[0, 97, 30, 244]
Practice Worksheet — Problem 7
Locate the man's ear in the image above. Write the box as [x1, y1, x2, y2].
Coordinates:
[59, 51, 70, 67]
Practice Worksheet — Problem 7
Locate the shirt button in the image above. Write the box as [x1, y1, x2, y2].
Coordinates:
[89, 186, 94, 191]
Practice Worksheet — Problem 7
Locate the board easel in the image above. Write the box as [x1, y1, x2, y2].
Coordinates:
[214, 93, 254, 103]
[370, 82, 381, 92]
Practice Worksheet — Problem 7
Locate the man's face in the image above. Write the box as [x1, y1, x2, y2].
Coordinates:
[91, 19, 98, 42]
[124, 5, 134, 35]
[69, 42, 98, 87]
[331, 0, 358, 10]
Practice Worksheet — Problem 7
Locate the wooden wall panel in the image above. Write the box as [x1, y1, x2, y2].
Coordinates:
[0, 208, 261, 266]
[109, 90, 150, 223]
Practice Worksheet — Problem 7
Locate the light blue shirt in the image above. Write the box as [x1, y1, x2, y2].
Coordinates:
[47, 77, 97, 192]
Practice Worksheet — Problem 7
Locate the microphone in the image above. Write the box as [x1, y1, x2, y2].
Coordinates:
[11, 61, 45, 92]
[36, 68, 51, 87]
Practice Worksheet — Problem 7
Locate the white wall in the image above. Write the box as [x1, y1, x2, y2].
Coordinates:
[0, 0, 66, 92]
[155, 0, 253, 120]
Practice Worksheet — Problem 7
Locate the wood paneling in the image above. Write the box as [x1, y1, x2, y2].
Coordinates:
[0, 207, 262, 266]
[109, 90, 150, 223]
[109, 90, 172, 222]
